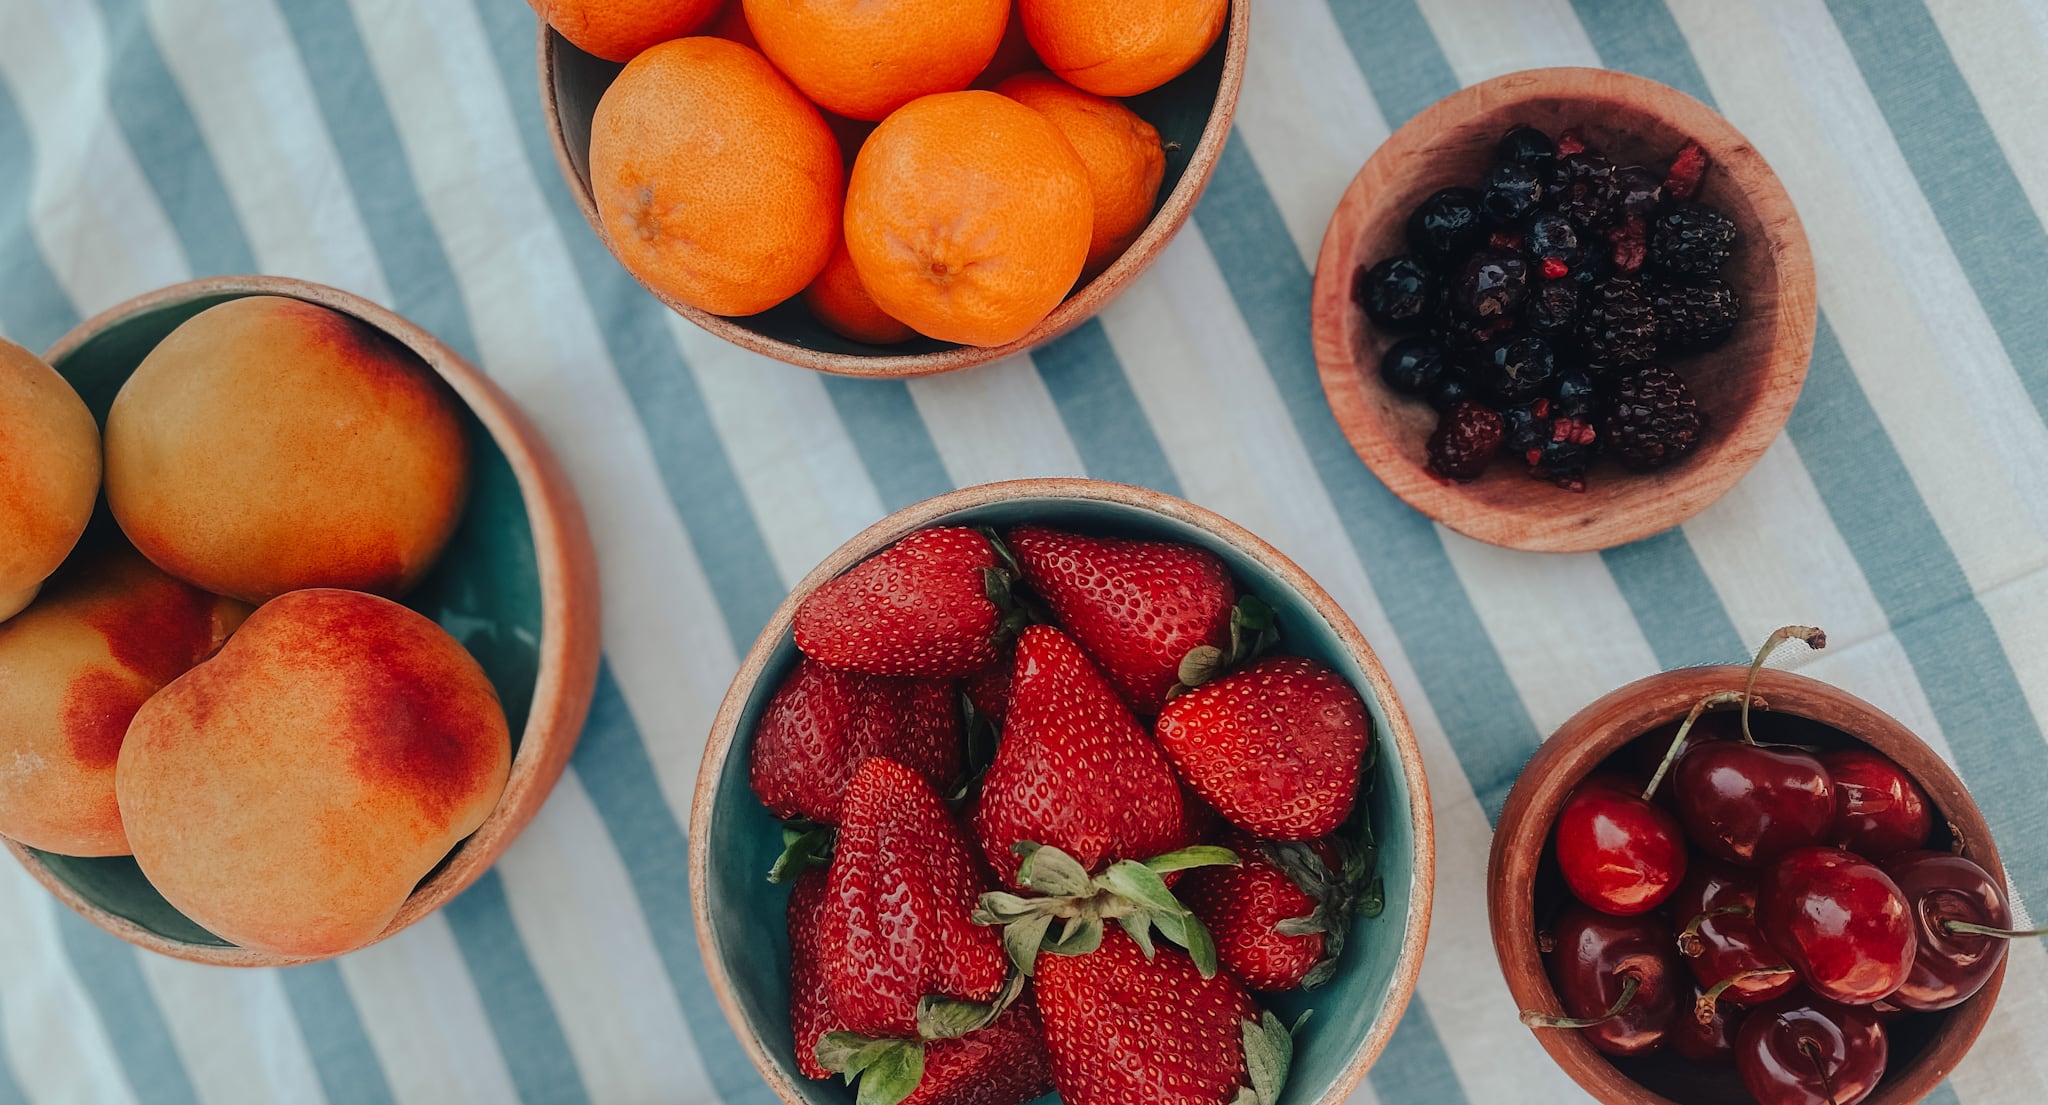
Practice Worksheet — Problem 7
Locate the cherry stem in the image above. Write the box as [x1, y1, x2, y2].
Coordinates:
[1943, 919, 2048, 940]
[1521, 975, 1640, 1030]
[1642, 691, 1752, 803]
[1799, 1038, 1840, 1105]
[1676, 905, 1751, 956]
[1741, 626, 1827, 744]
[1694, 967, 1795, 1024]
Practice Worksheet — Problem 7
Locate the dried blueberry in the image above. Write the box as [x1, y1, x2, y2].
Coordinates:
[1500, 398, 1554, 459]
[1551, 368, 1602, 424]
[1452, 249, 1528, 322]
[1496, 125, 1558, 173]
[1354, 256, 1436, 330]
[1480, 163, 1545, 227]
[1475, 334, 1559, 403]
[1404, 188, 1487, 268]
[1612, 165, 1665, 222]
[1524, 279, 1581, 339]
[1429, 369, 1480, 413]
[1525, 211, 1584, 272]
[1380, 337, 1449, 396]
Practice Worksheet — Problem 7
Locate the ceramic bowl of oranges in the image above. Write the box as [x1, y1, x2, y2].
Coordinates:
[536, 0, 1248, 376]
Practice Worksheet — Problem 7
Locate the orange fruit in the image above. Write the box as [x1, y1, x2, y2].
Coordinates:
[589, 38, 843, 317]
[845, 91, 1091, 348]
[805, 239, 915, 345]
[1018, 0, 1228, 97]
[537, 0, 723, 63]
[742, 0, 1011, 122]
[972, 2, 1041, 89]
[996, 71, 1164, 278]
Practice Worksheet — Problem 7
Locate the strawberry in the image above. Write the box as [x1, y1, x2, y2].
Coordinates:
[795, 527, 1011, 677]
[972, 626, 1190, 891]
[823, 757, 1009, 1038]
[787, 867, 838, 1079]
[1154, 656, 1370, 841]
[1183, 836, 1376, 992]
[1034, 928, 1298, 1105]
[1005, 525, 1237, 715]
[749, 657, 963, 825]
[814, 999, 1056, 1105]
[962, 644, 1014, 729]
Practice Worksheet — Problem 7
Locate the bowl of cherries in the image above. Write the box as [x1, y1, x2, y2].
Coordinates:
[1489, 627, 2029, 1105]
[1310, 67, 1816, 553]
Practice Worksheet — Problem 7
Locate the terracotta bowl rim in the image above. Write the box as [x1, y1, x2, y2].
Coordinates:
[1310, 65, 1818, 553]
[7, 274, 603, 967]
[535, 3, 1249, 377]
[689, 476, 1435, 1105]
[1486, 665, 2006, 1105]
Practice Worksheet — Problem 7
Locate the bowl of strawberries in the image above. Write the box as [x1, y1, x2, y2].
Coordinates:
[690, 478, 1434, 1105]
[1490, 628, 2019, 1105]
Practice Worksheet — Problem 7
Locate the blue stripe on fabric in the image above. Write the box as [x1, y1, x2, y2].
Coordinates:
[1924, 1080, 1963, 1105]
[279, 964, 399, 1105]
[0, 1033, 26, 1105]
[0, 76, 79, 351]
[1199, 138, 1537, 822]
[818, 377, 956, 511]
[1032, 319, 1184, 494]
[1324, 0, 1458, 127]
[474, 0, 788, 649]
[1825, 0, 2048, 425]
[1602, 531, 1744, 669]
[573, 666, 780, 1105]
[1571, 0, 1713, 100]
[92, 0, 256, 276]
[439, 873, 592, 1105]
[52, 911, 199, 1105]
[1365, 992, 1464, 1103]
[269, 0, 477, 359]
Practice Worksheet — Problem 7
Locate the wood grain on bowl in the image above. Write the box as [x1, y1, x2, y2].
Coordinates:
[1488, 667, 2004, 1105]
[537, 4, 1248, 376]
[690, 479, 1434, 1105]
[1311, 68, 1817, 553]
[3, 276, 601, 967]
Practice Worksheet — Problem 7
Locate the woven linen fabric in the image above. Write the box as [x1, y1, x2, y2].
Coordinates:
[5, 0, 2048, 1102]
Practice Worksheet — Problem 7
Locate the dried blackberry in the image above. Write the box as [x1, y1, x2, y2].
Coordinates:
[1354, 256, 1436, 330]
[1558, 152, 1621, 230]
[1405, 188, 1487, 268]
[1579, 276, 1659, 371]
[1551, 368, 1602, 423]
[1500, 398, 1553, 459]
[1480, 163, 1545, 226]
[1496, 125, 1557, 173]
[1650, 202, 1736, 275]
[1654, 278, 1741, 349]
[1380, 337, 1449, 396]
[1452, 249, 1528, 322]
[1474, 334, 1559, 403]
[1524, 279, 1581, 339]
[1612, 165, 1665, 222]
[1605, 363, 1703, 469]
[1427, 401, 1504, 481]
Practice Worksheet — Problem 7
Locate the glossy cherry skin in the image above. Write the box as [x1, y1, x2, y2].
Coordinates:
[1672, 988, 1744, 1064]
[1883, 849, 2011, 1011]
[1546, 902, 1684, 1056]
[1671, 859, 1798, 1006]
[1736, 997, 1887, 1105]
[1555, 774, 1688, 915]
[1756, 847, 1917, 1005]
[1820, 749, 1932, 859]
[1675, 742, 1834, 866]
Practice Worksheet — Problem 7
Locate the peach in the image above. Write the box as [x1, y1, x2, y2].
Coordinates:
[0, 338, 100, 621]
[0, 544, 248, 856]
[103, 296, 471, 605]
[116, 588, 511, 957]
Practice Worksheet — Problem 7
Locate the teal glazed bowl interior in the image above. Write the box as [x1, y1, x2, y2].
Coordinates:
[692, 480, 1435, 1105]
[6, 277, 599, 966]
[539, 3, 1248, 376]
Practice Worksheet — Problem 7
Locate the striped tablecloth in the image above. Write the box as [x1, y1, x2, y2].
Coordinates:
[5, 0, 2048, 1102]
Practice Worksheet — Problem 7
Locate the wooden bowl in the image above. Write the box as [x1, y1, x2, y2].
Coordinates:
[537, 6, 1248, 377]
[1310, 68, 1816, 552]
[690, 478, 1435, 1104]
[1488, 667, 2004, 1105]
[3, 276, 602, 966]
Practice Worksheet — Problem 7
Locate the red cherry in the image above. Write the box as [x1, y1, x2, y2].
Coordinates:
[1819, 749, 1931, 859]
[1670, 859, 1798, 1011]
[1673, 988, 1744, 1064]
[1756, 847, 1917, 1005]
[1554, 774, 1689, 915]
[1735, 997, 1887, 1105]
[1524, 902, 1684, 1056]
[1883, 850, 2039, 1011]
[1675, 742, 1834, 866]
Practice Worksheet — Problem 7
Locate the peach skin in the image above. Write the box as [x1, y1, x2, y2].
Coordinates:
[0, 338, 100, 622]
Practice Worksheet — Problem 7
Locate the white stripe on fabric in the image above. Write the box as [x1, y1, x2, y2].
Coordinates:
[134, 961, 329, 1105]
[1412, 0, 1543, 86]
[0, 868, 140, 1105]
[490, 771, 711, 1103]
[140, 0, 388, 290]
[3, 0, 187, 308]
[1924, 0, 2048, 228]
[337, 921, 523, 1105]
[907, 358, 1089, 487]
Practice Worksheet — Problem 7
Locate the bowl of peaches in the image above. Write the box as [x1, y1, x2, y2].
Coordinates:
[0, 276, 598, 966]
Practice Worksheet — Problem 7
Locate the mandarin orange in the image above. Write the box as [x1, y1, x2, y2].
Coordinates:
[804, 239, 915, 346]
[742, 0, 1010, 122]
[537, 0, 722, 63]
[844, 91, 1092, 347]
[1018, 0, 1228, 97]
[589, 38, 842, 317]
[996, 71, 1165, 278]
